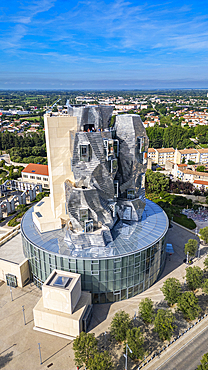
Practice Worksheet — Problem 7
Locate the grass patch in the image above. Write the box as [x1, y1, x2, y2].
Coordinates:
[173, 214, 196, 229]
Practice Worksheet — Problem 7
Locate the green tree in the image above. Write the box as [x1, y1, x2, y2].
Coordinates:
[87, 351, 113, 370]
[161, 278, 181, 306]
[182, 157, 186, 164]
[204, 256, 208, 270]
[197, 165, 205, 172]
[125, 327, 145, 360]
[145, 169, 169, 194]
[199, 227, 208, 244]
[197, 352, 208, 370]
[202, 279, 208, 295]
[73, 332, 97, 368]
[139, 298, 154, 324]
[110, 310, 132, 342]
[36, 192, 46, 201]
[177, 291, 201, 320]
[184, 239, 198, 259]
[186, 266, 203, 291]
[154, 309, 175, 341]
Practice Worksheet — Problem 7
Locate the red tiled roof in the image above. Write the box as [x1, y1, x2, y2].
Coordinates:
[22, 163, 48, 176]
[193, 180, 208, 185]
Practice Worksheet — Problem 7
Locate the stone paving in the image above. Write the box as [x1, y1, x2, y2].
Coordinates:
[0, 223, 207, 370]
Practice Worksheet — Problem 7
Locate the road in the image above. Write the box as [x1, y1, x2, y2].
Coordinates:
[155, 325, 208, 370]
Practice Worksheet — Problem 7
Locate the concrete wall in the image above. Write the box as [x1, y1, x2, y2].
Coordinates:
[44, 114, 77, 219]
[0, 258, 30, 288]
[33, 292, 91, 338]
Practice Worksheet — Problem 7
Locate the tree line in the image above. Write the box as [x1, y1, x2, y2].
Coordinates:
[0, 131, 47, 164]
[146, 124, 208, 149]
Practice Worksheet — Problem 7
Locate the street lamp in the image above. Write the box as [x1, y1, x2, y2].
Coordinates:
[186, 251, 189, 266]
[198, 243, 200, 259]
[124, 343, 132, 370]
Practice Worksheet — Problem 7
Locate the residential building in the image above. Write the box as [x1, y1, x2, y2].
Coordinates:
[177, 169, 208, 183]
[197, 148, 208, 163]
[148, 148, 175, 165]
[175, 148, 199, 164]
[193, 180, 208, 190]
[21, 163, 49, 189]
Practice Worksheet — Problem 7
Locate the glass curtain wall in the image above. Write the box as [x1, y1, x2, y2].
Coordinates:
[22, 235, 166, 304]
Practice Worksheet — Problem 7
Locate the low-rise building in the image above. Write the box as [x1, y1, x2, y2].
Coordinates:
[21, 163, 49, 189]
[193, 180, 208, 189]
[177, 169, 208, 183]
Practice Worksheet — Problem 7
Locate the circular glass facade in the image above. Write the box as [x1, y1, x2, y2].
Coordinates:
[21, 200, 168, 304]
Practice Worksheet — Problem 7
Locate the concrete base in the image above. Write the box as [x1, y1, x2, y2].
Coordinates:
[33, 291, 91, 338]
[33, 326, 75, 340]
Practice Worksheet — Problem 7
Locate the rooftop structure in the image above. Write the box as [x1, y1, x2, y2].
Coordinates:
[33, 269, 92, 338]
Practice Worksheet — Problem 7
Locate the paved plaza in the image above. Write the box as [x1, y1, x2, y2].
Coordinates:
[0, 223, 207, 370]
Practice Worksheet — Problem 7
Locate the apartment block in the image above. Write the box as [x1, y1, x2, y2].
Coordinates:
[148, 148, 175, 165]
[148, 147, 208, 165]
[175, 148, 199, 164]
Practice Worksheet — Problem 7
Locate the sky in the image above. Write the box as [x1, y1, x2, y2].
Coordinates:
[0, 0, 208, 90]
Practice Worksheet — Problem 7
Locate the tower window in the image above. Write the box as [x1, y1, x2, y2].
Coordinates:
[137, 136, 145, 153]
[79, 208, 88, 222]
[127, 189, 135, 199]
[111, 159, 117, 174]
[80, 144, 91, 162]
[85, 220, 93, 233]
[114, 180, 119, 197]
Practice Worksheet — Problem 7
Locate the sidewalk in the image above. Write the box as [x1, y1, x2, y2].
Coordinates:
[143, 315, 208, 370]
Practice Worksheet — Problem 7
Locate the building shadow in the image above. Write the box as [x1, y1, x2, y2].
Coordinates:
[0, 351, 13, 369]
[88, 303, 111, 331]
